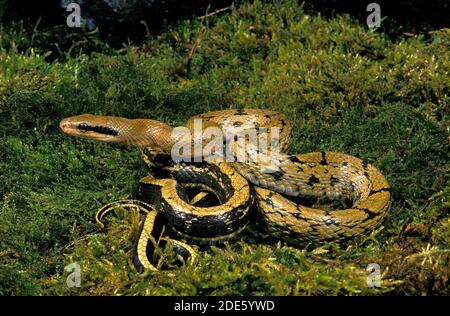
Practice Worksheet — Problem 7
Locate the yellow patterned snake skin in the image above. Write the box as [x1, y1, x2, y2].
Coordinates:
[60, 108, 391, 270]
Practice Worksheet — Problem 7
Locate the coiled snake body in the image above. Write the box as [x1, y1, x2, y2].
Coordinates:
[60, 109, 390, 271]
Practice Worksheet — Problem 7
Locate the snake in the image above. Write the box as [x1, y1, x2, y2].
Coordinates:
[60, 108, 391, 271]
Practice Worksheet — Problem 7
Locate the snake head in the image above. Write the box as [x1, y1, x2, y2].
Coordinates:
[59, 114, 121, 143]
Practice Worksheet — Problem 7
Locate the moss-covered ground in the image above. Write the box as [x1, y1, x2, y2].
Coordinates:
[0, 1, 449, 295]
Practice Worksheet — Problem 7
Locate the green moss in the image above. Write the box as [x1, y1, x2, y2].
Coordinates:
[0, 0, 449, 295]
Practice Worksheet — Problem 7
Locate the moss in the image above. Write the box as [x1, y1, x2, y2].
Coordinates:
[0, 0, 449, 295]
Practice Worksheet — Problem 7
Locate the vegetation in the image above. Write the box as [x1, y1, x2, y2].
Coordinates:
[0, 0, 448, 295]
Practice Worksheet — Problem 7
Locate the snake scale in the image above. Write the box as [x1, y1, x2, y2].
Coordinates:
[60, 108, 391, 271]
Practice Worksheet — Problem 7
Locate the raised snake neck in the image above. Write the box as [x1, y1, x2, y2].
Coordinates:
[60, 114, 178, 150]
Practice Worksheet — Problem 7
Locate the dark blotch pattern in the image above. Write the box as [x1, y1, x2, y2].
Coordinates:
[288, 156, 302, 163]
[307, 175, 320, 186]
[330, 176, 340, 186]
[362, 160, 370, 178]
[320, 152, 328, 165]
[270, 170, 284, 181]
[355, 207, 379, 220]
[369, 187, 390, 195]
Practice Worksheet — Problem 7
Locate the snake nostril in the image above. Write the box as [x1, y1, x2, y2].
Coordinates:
[59, 120, 70, 130]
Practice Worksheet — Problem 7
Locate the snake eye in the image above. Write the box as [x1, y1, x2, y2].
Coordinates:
[78, 123, 89, 132]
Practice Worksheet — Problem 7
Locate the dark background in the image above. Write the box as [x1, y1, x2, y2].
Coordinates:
[0, 0, 449, 47]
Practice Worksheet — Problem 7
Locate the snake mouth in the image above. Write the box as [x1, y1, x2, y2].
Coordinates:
[59, 118, 81, 137]
[59, 118, 71, 131]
